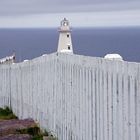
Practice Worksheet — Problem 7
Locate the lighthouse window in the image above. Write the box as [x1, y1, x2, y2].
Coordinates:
[68, 46, 70, 50]
[63, 21, 68, 26]
[67, 34, 69, 37]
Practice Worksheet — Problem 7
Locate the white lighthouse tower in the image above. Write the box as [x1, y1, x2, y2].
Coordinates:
[57, 18, 73, 54]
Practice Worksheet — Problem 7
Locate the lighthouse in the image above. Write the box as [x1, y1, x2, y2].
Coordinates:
[57, 18, 73, 54]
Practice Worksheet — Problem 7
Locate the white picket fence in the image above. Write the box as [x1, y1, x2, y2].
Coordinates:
[0, 53, 140, 140]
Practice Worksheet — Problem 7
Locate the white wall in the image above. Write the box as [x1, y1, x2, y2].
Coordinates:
[0, 53, 140, 140]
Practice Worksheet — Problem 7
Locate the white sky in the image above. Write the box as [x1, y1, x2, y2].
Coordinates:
[0, 0, 140, 28]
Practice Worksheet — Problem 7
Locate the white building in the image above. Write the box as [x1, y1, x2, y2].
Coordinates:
[104, 53, 123, 61]
[57, 18, 73, 54]
[0, 53, 16, 64]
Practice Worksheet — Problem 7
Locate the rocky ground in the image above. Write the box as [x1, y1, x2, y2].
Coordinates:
[0, 119, 38, 140]
[0, 134, 32, 140]
[0, 107, 57, 140]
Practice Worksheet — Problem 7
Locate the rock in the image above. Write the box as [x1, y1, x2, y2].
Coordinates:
[43, 136, 56, 140]
[0, 134, 32, 140]
[0, 119, 38, 136]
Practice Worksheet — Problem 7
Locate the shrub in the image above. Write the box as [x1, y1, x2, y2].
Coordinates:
[0, 106, 17, 120]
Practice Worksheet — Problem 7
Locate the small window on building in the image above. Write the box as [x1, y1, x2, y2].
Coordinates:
[68, 46, 70, 50]
[67, 34, 69, 37]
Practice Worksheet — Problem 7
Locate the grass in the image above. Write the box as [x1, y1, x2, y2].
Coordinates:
[16, 125, 44, 140]
[17, 126, 40, 135]
[32, 135, 43, 140]
[0, 106, 17, 120]
[16, 124, 44, 140]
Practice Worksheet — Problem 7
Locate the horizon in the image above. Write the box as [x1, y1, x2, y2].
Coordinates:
[0, 27, 140, 63]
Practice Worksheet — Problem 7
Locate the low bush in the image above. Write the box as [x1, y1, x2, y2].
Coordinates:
[0, 106, 17, 120]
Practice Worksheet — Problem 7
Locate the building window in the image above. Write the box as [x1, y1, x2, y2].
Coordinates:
[68, 46, 70, 50]
[67, 34, 69, 37]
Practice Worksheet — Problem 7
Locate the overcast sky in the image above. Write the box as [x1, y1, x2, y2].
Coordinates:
[0, 0, 140, 27]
